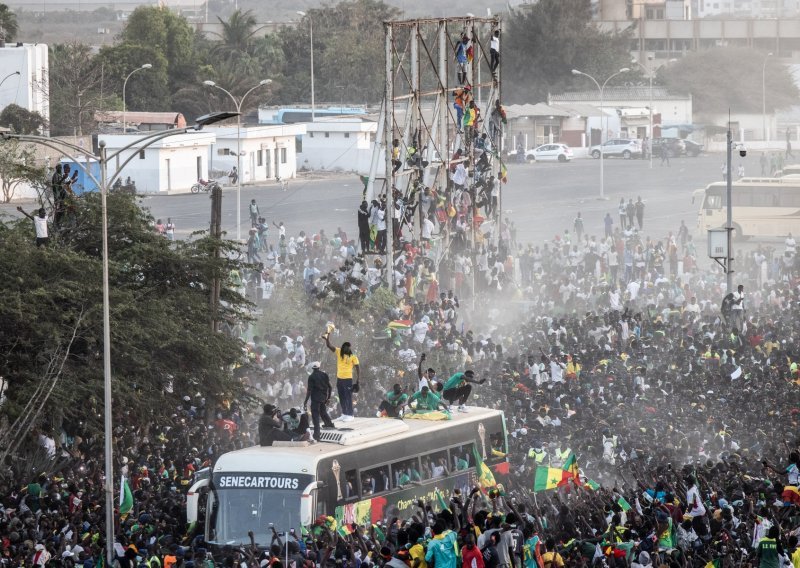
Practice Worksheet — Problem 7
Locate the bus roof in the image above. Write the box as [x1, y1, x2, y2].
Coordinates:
[213, 407, 503, 475]
[705, 177, 800, 189]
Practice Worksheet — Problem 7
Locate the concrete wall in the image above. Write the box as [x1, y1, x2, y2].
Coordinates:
[0, 44, 49, 125]
[210, 125, 305, 183]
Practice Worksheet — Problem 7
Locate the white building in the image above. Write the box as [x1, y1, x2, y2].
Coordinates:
[296, 119, 378, 173]
[0, 43, 49, 126]
[99, 131, 216, 194]
[208, 124, 306, 183]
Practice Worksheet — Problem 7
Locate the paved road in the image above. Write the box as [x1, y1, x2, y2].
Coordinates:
[1, 153, 734, 247]
[137, 153, 725, 245]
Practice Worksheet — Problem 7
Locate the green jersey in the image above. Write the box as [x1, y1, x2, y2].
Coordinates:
[386, 391, 409, 406]
[410, 390, 441, 411]
[443, 372, 466, 390]
[757, 537, 780, 568]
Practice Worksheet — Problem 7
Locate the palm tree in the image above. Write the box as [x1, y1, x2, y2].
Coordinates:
[213, 9, 258, 60]
[0, 3, 19, 42]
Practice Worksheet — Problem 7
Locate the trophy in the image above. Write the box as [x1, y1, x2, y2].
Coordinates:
[332, 459, 343, 500]
[322, 322, 336, 340]
[478, 423, 487, 460]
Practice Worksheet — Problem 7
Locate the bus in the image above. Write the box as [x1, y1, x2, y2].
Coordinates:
[187, 407, 507, 549]
[695, 176, 800, 239]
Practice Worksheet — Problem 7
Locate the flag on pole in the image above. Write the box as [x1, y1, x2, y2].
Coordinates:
[585, 479, 601, 491]
[499, 161, 508, 184]
[435, 489, 451, 513]
[616, 496, 632, 512]
[119, 477, 133, 517]
[473, 446, 496, 489]
[562, 452, 578, 477]
[533, 467, 570, 492]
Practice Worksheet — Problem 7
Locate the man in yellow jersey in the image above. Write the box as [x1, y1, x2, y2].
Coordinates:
[323, 334, 361, 421]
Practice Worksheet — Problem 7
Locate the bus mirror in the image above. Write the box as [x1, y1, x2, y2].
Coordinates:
[186, 478, 210, 525]
[300, 481, 323, 527]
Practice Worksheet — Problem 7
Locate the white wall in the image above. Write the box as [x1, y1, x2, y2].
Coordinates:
[297, 123, 376, 173]
[0, 44, 49, 125]
[100, 132, 216, 194]
[210, 125, 304, 183]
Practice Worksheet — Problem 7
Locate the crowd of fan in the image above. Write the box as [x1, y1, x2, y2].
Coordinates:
[3, 211, 800, 568]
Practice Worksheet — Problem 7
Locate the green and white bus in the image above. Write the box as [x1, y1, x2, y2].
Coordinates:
[187, 407, 507, 548]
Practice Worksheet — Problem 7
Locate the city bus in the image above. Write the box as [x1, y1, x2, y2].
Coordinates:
[187, 407, 507, 548]
[695, 176, 800, 239]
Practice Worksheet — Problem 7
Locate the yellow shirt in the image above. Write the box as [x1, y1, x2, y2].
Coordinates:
[409, 542, 428, 568]
[541, 551, 564, 568]
[791, 547, 800, 568]
[335, 348, 359, 379]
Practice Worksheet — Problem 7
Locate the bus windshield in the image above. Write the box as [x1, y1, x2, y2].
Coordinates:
[210, 473, 312, 546]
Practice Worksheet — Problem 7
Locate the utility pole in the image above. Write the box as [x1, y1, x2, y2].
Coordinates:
[210, 183, 222, 332]
[384, 23, 394, 292]
[726, 124, 734, 293]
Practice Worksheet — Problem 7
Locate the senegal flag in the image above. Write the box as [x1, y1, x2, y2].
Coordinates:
[562, 451, 578, 477]
[533, 467, 569, 492]
[499, 161, 508, 184]
[119, 477, 134, 518]
[473, 446, 496, 489]
[435, 489, 451, 513]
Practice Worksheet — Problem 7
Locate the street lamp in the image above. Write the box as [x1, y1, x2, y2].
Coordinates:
[631, 56, 654, 169]
[762, 52, 773, 142]
[296, 11, 315, 121]
[0, 70, 20, 89]
[122, 64, 152, 134]
[1, 110, 234, 568]
[202, 79, 272, 242]
[572, 67, 630, 199]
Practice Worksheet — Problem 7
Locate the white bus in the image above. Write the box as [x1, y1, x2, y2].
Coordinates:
[695, 176, 800, 239]
[187, 407, 507, 549]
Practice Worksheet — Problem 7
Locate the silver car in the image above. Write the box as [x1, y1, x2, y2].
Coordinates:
[589, 139, 643, 159]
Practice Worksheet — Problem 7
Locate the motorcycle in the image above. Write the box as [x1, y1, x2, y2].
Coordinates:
[190, 179, 221, 193]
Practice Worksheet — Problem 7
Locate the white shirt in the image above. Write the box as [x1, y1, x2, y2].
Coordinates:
[732, 290, 744, 310]
[686, 485, 706, 517]
[412, 321, 428, 343]
[490, 36, 499, 51]
[626, 280, 641, 300]
[422, 218, 435, 239]
[452, 164, 467, 186]
[34, 215, 49, 238]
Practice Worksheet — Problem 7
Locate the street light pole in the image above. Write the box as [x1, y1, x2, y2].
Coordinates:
[631, 57, 654, 169]
[2, 111, 235, 567]
[122, 64, 152, 133]
[203, 79, 272, 242]
[762, 52, 773, 142]
[572, 67, 630, 199]
[297, 11, 315, 121]
[726, 123, 733, 293]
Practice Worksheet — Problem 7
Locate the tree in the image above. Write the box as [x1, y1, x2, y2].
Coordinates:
[0, 192, 251, 451]
[503, 0, 635, 103]
[0, 103, 47, 134]
[213, 9, 259, 59]
[657, 47, 800, 117]
[120, 6, 198, 95]
[0, 3, 18, 42]
[278, 0, 400, 105]
[0, 139, 46, 203]
[95, 44, 172, 113]
[48, 42, 110, 136]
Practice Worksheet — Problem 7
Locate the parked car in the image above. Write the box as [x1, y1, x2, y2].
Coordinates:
[682, 139, 704, 157]
[529, 143, 573, 162]
[652, 137, 685, 158]
[589, 139, 642, 159]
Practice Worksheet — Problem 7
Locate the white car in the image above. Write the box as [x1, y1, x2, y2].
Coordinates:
[529, 143, 573, 162]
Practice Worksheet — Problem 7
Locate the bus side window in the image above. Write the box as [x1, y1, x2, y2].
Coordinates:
[344, 469, 358, 500]
[704, 195, 721, 209]
[361, 465, 390, 495]
[392, 457, 421, 488]
[421, 450, 449, 480]
[451, 445, 473, 471]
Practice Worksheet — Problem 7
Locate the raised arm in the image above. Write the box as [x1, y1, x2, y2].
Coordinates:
[16, 206, 33, 220]
[323, 334, 336, 352]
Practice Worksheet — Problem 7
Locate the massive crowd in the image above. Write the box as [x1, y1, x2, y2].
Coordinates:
[4, 203, 800, 568]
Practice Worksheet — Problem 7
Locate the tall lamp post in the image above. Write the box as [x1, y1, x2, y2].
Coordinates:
[202, 79, 272, 242]
[1, 111, 235, 567]
[122, 64, 152, 133]
[762, 52, 773, 142]
[296, 11, 315, 121]
[631, 56, 654, 169]
[572, 67, 630, 199]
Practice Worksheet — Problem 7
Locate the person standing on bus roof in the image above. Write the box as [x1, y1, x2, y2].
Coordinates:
[442, 370, 485, 412]
[417, 353, 438, 391]
[304, 362, 335, 440]
[323, 334, 360, 421]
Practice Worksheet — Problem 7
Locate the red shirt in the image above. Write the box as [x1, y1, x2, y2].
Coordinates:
[462, 545, 484, 568]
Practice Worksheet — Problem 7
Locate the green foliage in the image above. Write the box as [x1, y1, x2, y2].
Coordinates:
[0, 3, 18, 42]
[95, 44, 172, 113]
[0, 103, 47, 135]
[48, 42, 115, 136]
[504, 0, 635, 103]
[0, 140, 46, 203]
[0, 193, 250, 438]
[278, 0, 401, 105]
[657, 47, 799, 116]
